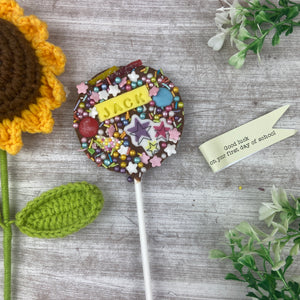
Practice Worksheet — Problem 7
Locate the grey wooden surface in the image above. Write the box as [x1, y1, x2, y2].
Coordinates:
[0, 0, 300, 299]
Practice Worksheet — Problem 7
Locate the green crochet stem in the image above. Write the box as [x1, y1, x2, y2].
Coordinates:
[0, 149, 11, 300]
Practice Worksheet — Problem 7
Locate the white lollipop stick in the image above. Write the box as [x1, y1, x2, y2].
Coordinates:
[134, 179, 153, 300]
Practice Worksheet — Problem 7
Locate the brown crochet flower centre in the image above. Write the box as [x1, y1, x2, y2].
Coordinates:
[0, 18, 42, 122]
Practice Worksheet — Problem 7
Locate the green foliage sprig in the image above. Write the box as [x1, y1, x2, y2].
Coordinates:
[208, 0, 300, 68]
[210, 187, 300, 299]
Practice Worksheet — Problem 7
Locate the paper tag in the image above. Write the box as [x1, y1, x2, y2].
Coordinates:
[199, 105, 297, 173]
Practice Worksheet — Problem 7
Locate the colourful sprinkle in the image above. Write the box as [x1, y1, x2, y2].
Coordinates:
[162, 83, 171, 90]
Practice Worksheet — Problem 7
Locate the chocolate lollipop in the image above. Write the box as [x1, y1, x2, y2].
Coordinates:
[73, 60, 184, 182]
[73, 60, 184, 299]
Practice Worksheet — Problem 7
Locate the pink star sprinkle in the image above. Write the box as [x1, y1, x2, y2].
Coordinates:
[149, 155, 162, 167]
[76, 82, 88, 94]
[140, 152, 150, 164]
[154, 122, 171, 138]
[149, 86, 159, 97]
[169, 128, 181, 142]
[90, 91, 100, 102]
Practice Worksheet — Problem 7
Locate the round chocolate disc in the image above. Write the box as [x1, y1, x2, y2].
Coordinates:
[73, 60, 184, 182]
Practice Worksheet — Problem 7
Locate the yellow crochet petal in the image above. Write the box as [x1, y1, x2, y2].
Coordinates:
[0, 118, 23, 155]
[21, 101, 55, 134]
[35, 103, 54, 133]
[0, 0, 23, 21]
[36, 41, 66, 75]
[39, 80, 54, 100]
[14, 15, 49, 46]
[20, 104, 42, 133]
[39, 71, 66, 110]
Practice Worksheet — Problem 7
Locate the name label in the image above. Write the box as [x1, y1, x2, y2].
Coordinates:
[96, 85, 151, 121]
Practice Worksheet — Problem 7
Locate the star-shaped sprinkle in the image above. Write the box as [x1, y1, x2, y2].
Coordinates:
[140, 152, 150, 164]
[118, 145, 129, 155]
[149, 86, 159, 97]
[169, 128, 181, 142]
[89, 106, 98, 118]
[146, 140, 158, 155]
[164, 144, 176, 156]
[128, 70, 139, 82]
[90, 91, 100, 102]
[76, 82, 88, 94]
[154, 122, 171, 138]
[98, 89, 109, 100]
[149, 155, 162, 167]
[127, 117, 151, 144]
[107, 125, 115, 137]
[108, 84, 121, 97]
[126, 162, 138, 174]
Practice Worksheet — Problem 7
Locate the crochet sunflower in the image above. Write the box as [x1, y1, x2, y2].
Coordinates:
[0, 1, 67, 299]
[0, 0, 66, 155]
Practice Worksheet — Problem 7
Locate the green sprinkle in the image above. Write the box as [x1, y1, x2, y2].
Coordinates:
[88, 148, 95, 155]
[95, 141, 102, 147]
[109, 163, 118, 168]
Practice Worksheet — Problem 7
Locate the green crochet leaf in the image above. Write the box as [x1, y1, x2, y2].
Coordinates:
[15, 182, 104, 238]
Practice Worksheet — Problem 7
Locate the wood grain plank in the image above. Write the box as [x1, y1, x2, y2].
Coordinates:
[0, 0, 299, 299]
